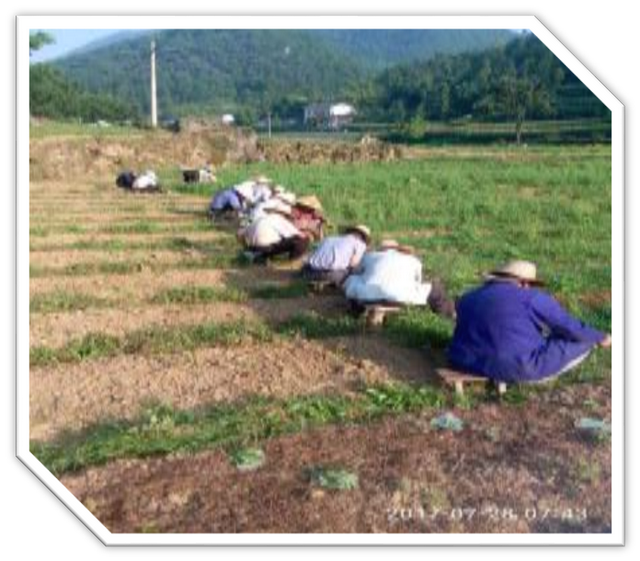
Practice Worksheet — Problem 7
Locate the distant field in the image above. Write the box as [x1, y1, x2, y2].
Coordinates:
[258, 118, 611, 145]
[29, 120, 145, 139]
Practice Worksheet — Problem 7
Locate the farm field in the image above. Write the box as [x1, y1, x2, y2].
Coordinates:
[28, 133, 612, 534]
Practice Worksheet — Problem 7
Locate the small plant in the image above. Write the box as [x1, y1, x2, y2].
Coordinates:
[307, 466, 359, 490]
[30, 291, 108, 314]
[151, 285, 248, 305]
[229, 448, 266, 471]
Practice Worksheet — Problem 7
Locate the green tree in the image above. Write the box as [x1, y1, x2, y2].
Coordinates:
[497, 70, 553, 144]
[29, 31, 54, 56]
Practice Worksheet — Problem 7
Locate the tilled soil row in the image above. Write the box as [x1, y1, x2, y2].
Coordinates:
[59, 383, 611, 533]
[30, 334, 428, 443]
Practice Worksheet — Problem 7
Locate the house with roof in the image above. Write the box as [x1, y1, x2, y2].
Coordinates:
[304, 102, 356, 130]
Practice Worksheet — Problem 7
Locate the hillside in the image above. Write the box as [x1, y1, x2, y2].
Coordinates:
[311, 29, 515, 69]
[30, 64, 138, 122]
[54, 29, 517, 119]
[55, 29, 365, 119]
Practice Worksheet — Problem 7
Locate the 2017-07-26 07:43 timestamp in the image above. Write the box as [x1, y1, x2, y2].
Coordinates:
[387, 506, 589, 525]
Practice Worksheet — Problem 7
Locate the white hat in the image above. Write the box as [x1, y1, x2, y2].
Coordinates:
[486, 260, 544, 286]
[233, 181, 255, 200]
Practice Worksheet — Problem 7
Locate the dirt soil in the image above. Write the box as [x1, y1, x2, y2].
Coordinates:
[61, 382, 611, 534]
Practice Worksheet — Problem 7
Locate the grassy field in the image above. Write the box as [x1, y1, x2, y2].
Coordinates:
[173, 144, 612, 331]
[28, 134, 612, 534]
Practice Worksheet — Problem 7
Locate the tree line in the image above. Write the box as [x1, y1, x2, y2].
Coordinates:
[30, 30, 609, 138]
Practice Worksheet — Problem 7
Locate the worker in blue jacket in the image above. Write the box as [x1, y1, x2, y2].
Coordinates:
[448, 260, 611, 383]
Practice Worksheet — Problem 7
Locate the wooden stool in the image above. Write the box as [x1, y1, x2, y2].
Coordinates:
[363, 304, 403, 327]
[436, 368, 507, 397]
[308, 280, 335, 294]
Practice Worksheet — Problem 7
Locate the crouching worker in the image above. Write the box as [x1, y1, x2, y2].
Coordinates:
[116, 170, 161, 193]
[343, 239, 456, 318]
[447, 260, 611, 384]
[237, 207, 310, 264]
[300, 224, 370, 286]
[291, 195, 327, 241]
[209, 187, 246, 219]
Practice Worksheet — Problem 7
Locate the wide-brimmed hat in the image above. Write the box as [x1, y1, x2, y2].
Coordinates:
[275, 191, 297, 205]
[485, 260, 544, 286]
[252, 174, 272, 184]
[379, 239, 415, 255]
[296, 195, 324, 214]
[266, 205, 293, 217]
[233, 181, 255, 200]
[345, 224, 371, 242]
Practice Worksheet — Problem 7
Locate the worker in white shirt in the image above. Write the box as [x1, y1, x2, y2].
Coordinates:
[343, 240, 455, 318]
[237, 206, 310, 263]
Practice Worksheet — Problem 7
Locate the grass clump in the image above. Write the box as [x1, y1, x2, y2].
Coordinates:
[30, 291, 109, 314]
[277, 312, 361, 339]
[151, 285, 248, 305]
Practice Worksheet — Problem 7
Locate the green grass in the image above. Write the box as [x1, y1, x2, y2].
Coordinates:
[30, 382, 447, 476]
[30, 121, 145, 139]
[174, 146, 611, 343]
[248, 280, 310, 300]
[276, 312, 362, 339]
[30, 320, 273, 367]
[151, 285, 248, 305]
[29, 252, 249, 278]
[30, 291, 111, 314]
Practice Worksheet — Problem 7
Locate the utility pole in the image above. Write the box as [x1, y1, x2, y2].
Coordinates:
[150, 40, 158, 128]
[267, 111, 272, 139]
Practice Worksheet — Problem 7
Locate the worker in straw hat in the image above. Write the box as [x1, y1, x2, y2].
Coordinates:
[300, 224, 371, 286]
[233, 176, 274, 207]
[291, 195, 327, 241]
[342, 239, 455, 318]
[237, 205, 310, 264]
[242, 190, 296, 225]
[448, 260, 612, 383]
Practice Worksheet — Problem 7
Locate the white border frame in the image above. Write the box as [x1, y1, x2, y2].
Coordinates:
[17, 14, 624, 546]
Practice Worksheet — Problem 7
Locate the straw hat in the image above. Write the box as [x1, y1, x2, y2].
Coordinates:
[485, 260, 544, 286]
[296, 195, 324, 214]
[379, 239, 415, 255]
[266, 204, 293, 217]
[345, 224, 371, 242]
[275, 191, 297, 205]
[252, 175, 272, 184]
[379, 239, 399, 251]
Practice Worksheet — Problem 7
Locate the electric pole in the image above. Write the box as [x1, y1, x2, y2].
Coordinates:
[150, 40, 158, 128]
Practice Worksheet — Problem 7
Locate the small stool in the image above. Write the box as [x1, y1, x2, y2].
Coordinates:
[182, 169, 200, 183]
[308, 280, 335, 294]
[436, 368, 507, 397]
[363, 304, 403, 327]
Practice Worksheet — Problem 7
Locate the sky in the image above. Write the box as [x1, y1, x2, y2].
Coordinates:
[29, 29, 123, 63]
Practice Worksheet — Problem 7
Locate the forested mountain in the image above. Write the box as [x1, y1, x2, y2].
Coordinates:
[362, 33, 609, 128]
[55, 29, 365, 119]
[39, 29, 607, 130]
[30, 64, 138, 122]
[53, 29, 517, 120]
[310, 29, 515, 69]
